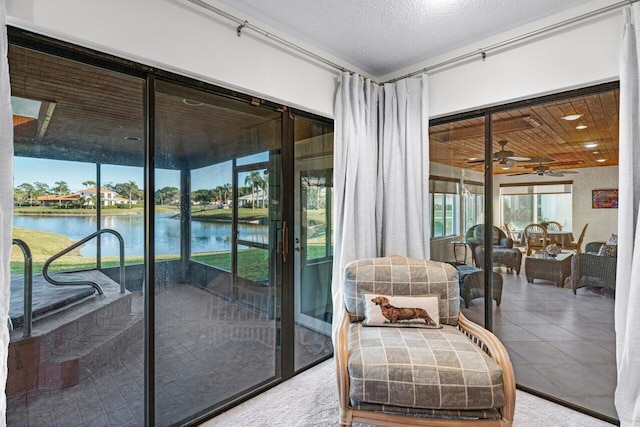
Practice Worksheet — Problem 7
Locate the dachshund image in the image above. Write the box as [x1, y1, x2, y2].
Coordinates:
[371, 296, 437, 326]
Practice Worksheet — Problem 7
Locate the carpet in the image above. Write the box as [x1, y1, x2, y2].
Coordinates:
[204, 359, 613, 426]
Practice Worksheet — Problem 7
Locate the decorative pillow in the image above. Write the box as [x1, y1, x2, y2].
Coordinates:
[362, 293, 441, 328]
[606, 234, 618, 245]
[598, 244, 618, 258]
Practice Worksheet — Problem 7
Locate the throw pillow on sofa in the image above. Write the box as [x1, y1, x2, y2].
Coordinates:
[598, 244, 618, 257]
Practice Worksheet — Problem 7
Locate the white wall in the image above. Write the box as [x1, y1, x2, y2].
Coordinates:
[384, 0, 623, 117]
[493, 165, 619, 244]
[7, 0, 624, 119]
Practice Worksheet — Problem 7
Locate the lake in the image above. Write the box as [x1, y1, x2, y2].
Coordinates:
[13, 213, 269, 257]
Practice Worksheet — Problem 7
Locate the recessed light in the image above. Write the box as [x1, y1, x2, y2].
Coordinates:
[576, 124, 588, 130]
[183, 99, 203, 106]
[584, 142, 598, 148]
[596, 158, 606, 163]
[561, 114, 583, 121]
[124, 136, 141, 141]
[468, 157, 478, 161]
[593, 151, 600, 154]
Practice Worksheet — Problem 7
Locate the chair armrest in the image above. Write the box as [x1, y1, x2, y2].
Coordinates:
[458, 312, 515, 423]
[499, 237, 514, 249]
[585, 241, 605, 254]
[334, 309, 351, 411]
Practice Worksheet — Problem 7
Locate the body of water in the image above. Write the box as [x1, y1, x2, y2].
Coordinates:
[13, 213, 268, 257]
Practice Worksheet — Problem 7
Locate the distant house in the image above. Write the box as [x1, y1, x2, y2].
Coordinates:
[77, 187, 137, 207]
[36, 194, 79, 207]
[36, 187, 136, 208]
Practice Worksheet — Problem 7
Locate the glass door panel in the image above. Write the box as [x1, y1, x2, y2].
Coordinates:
[154, 80, 282, 425]
[428, 116, 487, 328]
[7, 45, 145, 426]
[293, 117, 334, 371]
[490, 90, 619, 421]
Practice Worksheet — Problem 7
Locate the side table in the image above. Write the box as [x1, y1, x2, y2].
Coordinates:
[451, 241, 469, 265]
[524, 252, 573, 287]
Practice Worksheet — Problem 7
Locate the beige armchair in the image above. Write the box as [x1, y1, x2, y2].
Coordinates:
[335, 256, 515, 426]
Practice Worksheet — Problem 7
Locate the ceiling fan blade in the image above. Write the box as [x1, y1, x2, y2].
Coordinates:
[506, 156, 532, 161]
[467, 159, 486, 164]
[546, 171, 565, 177]
[522, 157, 555, 163]
[507, 172, 533, 176]
[554, 170, 578, 174]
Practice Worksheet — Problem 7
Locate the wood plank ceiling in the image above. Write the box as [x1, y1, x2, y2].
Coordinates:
[429, 90, 619, 175]
[10, 45, 280, 170]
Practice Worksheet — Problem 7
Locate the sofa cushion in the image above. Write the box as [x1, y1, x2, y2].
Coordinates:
[598, 244, 618, 258]
[348, 323, 505, 411]
[343, 257, 459, 326]
[363, 294, 441, 328]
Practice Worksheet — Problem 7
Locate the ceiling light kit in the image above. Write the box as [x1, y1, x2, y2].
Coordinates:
[561, 114, 583, 121]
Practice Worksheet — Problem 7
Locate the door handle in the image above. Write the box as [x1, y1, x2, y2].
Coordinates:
[282, 221, 289, 262]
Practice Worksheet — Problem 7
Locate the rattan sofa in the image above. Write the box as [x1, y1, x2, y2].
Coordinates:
[335, 256, 515, 426]
[570, 241, 617, 294]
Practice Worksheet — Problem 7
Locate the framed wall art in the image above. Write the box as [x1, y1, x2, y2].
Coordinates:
[592, 189, 618, 209]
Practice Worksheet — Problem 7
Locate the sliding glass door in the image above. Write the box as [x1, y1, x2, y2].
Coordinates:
[293, 116, 334, 371]
[428, 83, 619, 423]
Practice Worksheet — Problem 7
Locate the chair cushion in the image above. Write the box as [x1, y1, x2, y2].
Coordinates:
[343, 257, 459, 326]
[348, 323, 505, 411]
[492, 248, 519, 258]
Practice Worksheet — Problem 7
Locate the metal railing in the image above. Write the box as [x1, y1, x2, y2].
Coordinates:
[42, 229, 126, 296]
[12, 239, 33, 338]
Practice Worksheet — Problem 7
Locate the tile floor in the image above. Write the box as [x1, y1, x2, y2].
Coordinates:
[462, 267, 617, 422]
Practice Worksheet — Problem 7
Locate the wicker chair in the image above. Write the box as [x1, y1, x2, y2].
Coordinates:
[461, 270, 504, 308]
[475, 244, 522, 275]
[564, 223, 588, 254]
[543, 221, 562, 231]
[523, 223, 548, 256]
[465, 224, 515, 267]
[570, 241, 617, 294]
[335, 256, 515, 426]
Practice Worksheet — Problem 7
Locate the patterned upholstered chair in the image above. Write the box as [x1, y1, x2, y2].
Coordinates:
[335, 256, 515, 426]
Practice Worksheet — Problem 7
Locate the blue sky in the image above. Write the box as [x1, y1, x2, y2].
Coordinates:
[14, 151, 268, 193]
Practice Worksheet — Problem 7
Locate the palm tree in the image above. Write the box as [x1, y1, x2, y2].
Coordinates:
[223, 183, 232, 206]
[82, 180, 98, 208]
[244, 171, 263, 209]
[53, 180, 69, 207]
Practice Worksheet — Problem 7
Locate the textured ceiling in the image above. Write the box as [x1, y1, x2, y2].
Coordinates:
[215, 0, 593, 78]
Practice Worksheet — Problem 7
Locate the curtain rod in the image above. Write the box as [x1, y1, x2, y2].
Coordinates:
[386, 0, 633, 83]
[185, 0, 633, 84]
[185, 0, 353, 74]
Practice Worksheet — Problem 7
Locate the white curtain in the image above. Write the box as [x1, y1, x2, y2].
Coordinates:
[331, 72, 430, 340]
[377, 75, 430, 258]
[616, 5, 640, 426]
[0, 0, 13, 423]
[331, 73, 379, 339]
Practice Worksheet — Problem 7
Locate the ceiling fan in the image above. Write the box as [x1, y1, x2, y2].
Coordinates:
[467, 140, 550, 169]
[508, 163, 579, 177]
